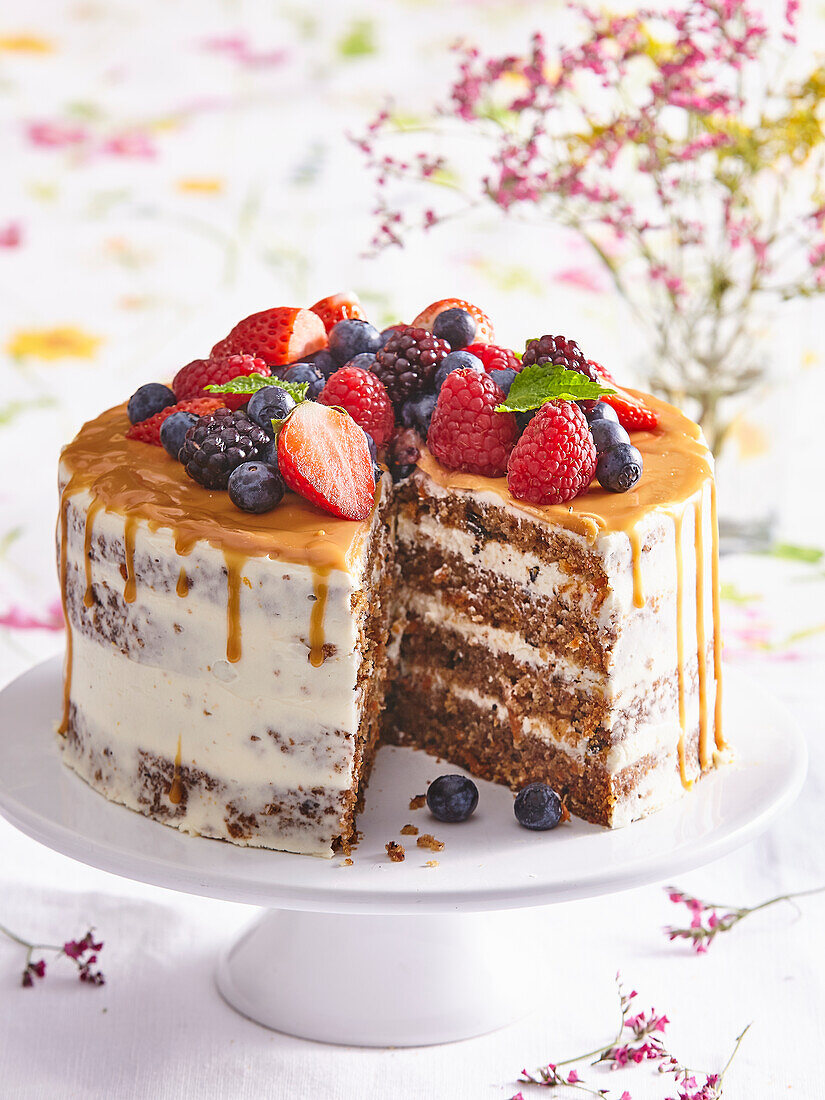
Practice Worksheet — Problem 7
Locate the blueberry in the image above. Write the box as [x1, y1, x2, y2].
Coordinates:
[248, 385, 297, 434]
[328, 319, 383, 365]
[516, 409, 537, 434]
[283, 363, 325, 400]
[596, 443, 643, 493]
[400, 392, 437, 436]
[489, 367, 517, 397]
[258, 437, 280, 469]
[343, 352, 377, 372]
[584, 400, 619, 425]
[227, 461, 285, 513]
[434, 350, 484, 391]
[426, 774, 479, 823]
[432, 307, 477, 350]
[300, 348, 338, 379]
[362, 430, 378, 464]
[513, 782, 563, 831]
[379, 326, 399, 347]
[127, 383, 176, 425]
[159, 410, 198, 460]
[590, 419, 630, 454]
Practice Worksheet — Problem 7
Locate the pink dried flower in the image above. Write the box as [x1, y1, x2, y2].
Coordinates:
[1, 922, 106, 989]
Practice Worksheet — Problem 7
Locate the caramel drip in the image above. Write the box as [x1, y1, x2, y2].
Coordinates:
[225, 552, 243, 663]
[710, 481, 725, 751]
[310, 566, 331, 668]
[58, 493, 72, 735]
[673, 509, 691, 789]
[123, 515, 137, 604]
[176, 567, 189, 598]
[169, 735, 183, 805]
[83, 497, 104, 608]
[628, 527, 645, 609]
[694, 497, 710, 770]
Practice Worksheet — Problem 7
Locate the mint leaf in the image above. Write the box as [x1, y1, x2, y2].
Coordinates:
[495, 364, 615, 413]
[205, 373, 308, 403]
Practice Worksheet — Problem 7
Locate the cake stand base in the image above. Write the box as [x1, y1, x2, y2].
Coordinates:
[216, 907, 542, 1046]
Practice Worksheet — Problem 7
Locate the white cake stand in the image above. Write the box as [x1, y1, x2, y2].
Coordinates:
[0, 657, 807, 1046]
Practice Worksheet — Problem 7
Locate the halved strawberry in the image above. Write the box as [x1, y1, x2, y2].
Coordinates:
[465, 343, 520, 373]
[125, 397, 224, 445]
[211, 306, 327, 366]
[588, 359, 658, 431]
[277, 402, 376, 521]
[310, 292, 367, 333]
[411, 299, 495, 344]
[173, 353, 269, 410]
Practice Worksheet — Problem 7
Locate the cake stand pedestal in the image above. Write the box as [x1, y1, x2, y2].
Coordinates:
[0, 659, 807, 1047]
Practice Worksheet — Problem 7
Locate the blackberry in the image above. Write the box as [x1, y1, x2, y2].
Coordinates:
[180, 408, 270, 490]
[521, 335, 599, 382]
[372, 326, 450, 407]
[386, 426, 422, 483]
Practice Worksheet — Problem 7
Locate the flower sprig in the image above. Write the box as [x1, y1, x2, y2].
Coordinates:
[513, 975, 748, 1099]
[0, 921, 105, 988]
[664, 883, 825, 953]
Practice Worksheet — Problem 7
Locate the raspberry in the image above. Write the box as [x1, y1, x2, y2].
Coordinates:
[318, 366, 395, 447]
[521, 335, 599, 382]
[427, 368, 518, 477]
[372, 326, 450, 408]
[506, 401, 597, 505]
[125, 397, 224, 446]
[464, 343, 521, 374]
[172, 354, 270, 411]
[180, 408, 271, 490]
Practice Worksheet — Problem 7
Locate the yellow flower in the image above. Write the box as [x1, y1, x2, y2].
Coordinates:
[6, 326, 103, 361]
[176, 177, 224, 194]
[0, 34, 53, 53]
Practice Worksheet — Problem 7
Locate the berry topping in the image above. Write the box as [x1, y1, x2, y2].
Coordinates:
[411, 299, 495, 344]
[247, 385, 297, 434]
[211, 306, 327, 366]
[373, 325, 450, 407]
[506, 400, 597, 505]
[432, 307, 477, 349]
[488, 367, 517, 396]
[589, 418, 630, 453]
[173, 354, 270, 410]
[426, 774, 479, 823]
[127, 383, 176, 425]
[427, 368, 518, 477]
[464, 343, 521, 374]
[318, 366, 395, 447]
[180, 408, 270, 490]
[513, 782, 563, 830]
[299, 348, 339, 379]
[521, 334, 599, 381]
[600, 389, 659, 432]
[342, 352, 378, 372]
[227, 461, 286, 514]
[386, 426, 422, 482]
[309, 291, 366, 333]
[584, 400, 619, 425]
[596, 442, 644, 493]
[125, 397, 224, 446]
[379, 324, 405, 347]
[277, 402, 376, 521]
[328, 318, 383, 365]
[159, 410, 199, 460]
[434, 349, 484, 391]
[400, 392, 437, 437]
[283, 362, 325, 400]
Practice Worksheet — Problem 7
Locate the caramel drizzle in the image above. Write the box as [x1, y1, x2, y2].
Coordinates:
[628, 527, 645, 609]
[169, 735, 183, 805]
[83, 497, 103, 608]
[710, 481, 725, 750]
[673, 509, 691, 789]
[310, 566, 330, 667]
[123, 515, 137, 604]
[225, 552, 243, 663]
[58, 493, 72, 735]
[176, 567, 189, 598]
[694, 496, 710, 770]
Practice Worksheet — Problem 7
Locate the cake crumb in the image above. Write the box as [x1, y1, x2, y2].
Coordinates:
[417, 833, 444, 852]
[424, 860, 439, 868]
[400, 824, 418, 836]
[409, 794, 426, 810]
[386, 841, 405, 862]
[342, 858, 353, 866]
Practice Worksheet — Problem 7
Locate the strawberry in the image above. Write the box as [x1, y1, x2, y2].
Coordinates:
[464, 343, 521, 374]
[173, 353, 270, 410]
[427, 368, 517, 477]
[318, 366, 395, 447]
[211, 306, 327, 366]
[125, 397, 224, 446]
[411, 299, 495, 345]
[310, 291, 367, 333]
[277, 402, 376, 521]
[588, 359, 659, 431]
